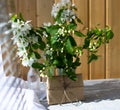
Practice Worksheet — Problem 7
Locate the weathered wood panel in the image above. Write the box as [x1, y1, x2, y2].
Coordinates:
[16, 0, 37, 27]
[89, 0, 106, 79]
[73, 0, 89, 80]
[106, 0, 120, 78]
[36, 0, 54, 27]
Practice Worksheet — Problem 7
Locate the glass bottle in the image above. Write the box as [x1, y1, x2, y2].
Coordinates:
[27, 67, 41, 98]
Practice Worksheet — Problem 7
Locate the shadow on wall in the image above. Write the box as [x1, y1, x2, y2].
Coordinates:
[0, 46, 3, 75]
[0, 0, 9, 76]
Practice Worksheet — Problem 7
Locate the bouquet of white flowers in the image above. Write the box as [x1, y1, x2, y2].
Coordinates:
[10, 0, 114, 80]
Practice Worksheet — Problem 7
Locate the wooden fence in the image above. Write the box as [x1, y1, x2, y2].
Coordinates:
[7, 0, 120, 80]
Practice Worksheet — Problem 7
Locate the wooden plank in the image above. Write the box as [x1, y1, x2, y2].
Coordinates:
[89, 0, 106, 79]
[36, 0, 54, 27]
[16, 0, 37, 27]
[73, 0, 89, 80]
[7, 0, 17, 13]
[106, 0, 120, 78]
[54, 0, 61, 3]
[105, 0, 110, 78]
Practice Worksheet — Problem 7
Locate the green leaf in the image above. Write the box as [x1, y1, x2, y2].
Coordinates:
[53, 59, 59, 65]
[106, 30, 114, 43]
[68, 36, 77, 46]
[88, 53, 98, 63]
[66, 69, 77, 81]
[87, 30, 94, 38]
[65, 38, 74, 54]
[73, 57, 81, 67]
[74, 31, 85, 37]
[76, 17, 83, 24]
[46, 25, 59, 35]
[76, 46, 83, 55]
[72, 5, 77, 11]
[11, 14, 17, 21]
[95, 28, 102, 36]
[32, 43, 39, 49]
[55, 55, 66, 68]
[48, 66, 54, 76]
[51, 36, 58, 44]
[67, 23, 77, 30]
[97, 38, 102, 48]
[39, 41, 46, 50]
[66, 53, 73, 66]
[38, 37, 42, 43]
[83, 38, 90, 49]
[32, 62, 44, 69]
[28, 52, 34, 58]
[37, 27, 46, 33]
[19, 13, 25, 21]
[34, 52, 41, 59]
[55, 9, 64, 23]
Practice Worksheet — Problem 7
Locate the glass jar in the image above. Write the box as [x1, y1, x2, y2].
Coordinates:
[27, 67, 41, 98]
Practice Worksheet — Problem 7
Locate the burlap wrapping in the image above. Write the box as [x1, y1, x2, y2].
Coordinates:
[47, 74, 84, 105]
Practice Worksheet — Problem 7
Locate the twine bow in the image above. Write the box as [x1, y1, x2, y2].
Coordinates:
[60, 76, 80, 104]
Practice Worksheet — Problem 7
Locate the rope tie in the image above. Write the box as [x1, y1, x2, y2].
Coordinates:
[60, 76, 81, 105]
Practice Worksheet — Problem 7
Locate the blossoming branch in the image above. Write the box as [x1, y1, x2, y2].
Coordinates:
[9, 0, 114, 80]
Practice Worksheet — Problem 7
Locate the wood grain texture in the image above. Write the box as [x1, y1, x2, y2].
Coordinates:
[73, 0, 89, 80]
[36, 0, 54, 27]
[7, 0, 17, 13]
[106, 0, 120, 78]
[89, 0, 106, 79]
[16, 0, 37, 27]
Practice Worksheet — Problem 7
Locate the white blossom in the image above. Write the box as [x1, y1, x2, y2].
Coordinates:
[43, 22, 51, 27]
[28, 35, 38, 44]
[43, 31, 48, 37]
[51, 0, 76, 23]
[61, 9, 76, 23]
[51, 3, 62, 18]
[61, 0, 72, 6]
[57, 27, 66, 36]
[17, 47, 28, 57]
[51, 0, 72, 18]
[11, 19, 31, 36]
[21, 53, 37, 67]
[10, 18, 39, 67]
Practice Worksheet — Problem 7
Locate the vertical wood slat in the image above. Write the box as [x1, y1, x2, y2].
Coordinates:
[7, 0, 17, 13]
[105, 0, 110, 79]
[89, 0, 106, 79]
[16, 0, 37, 27]
[106, 0, 120, 78]
[36, 0, 54, 27]
[73, 0, 89, 80]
